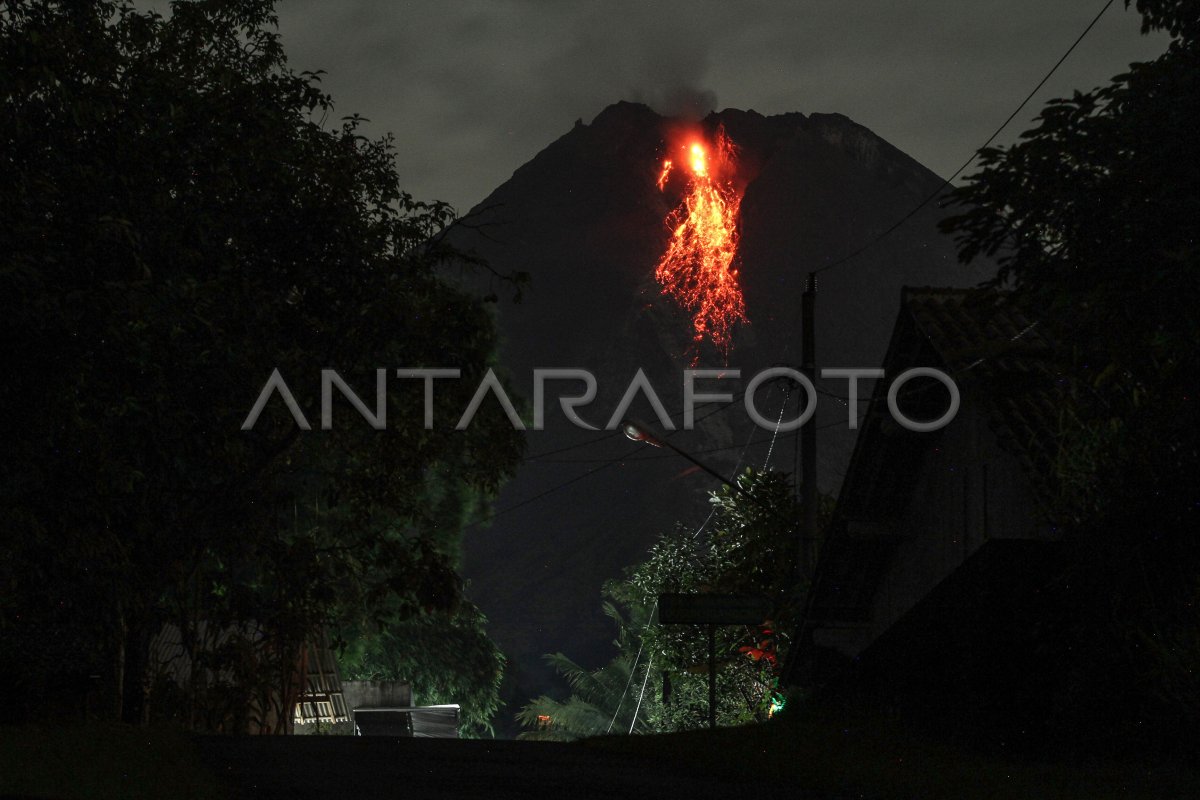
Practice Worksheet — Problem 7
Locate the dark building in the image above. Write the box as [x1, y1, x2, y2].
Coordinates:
[805, 287, 1067, 741]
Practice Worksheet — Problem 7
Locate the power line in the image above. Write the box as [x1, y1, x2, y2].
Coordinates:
[531, 324, 1045, 466]
[524, 430, 621, 461]
[606, 598, 655, 734]
[781, 314, 1047, 685]
[493, 391, 768, 734]
[811, 0, 1116, 278]
[762, 385, 789, 471]
[628, 651, 655, 734]
[487, 0, 1111, 523]
[526, 379, 853, 465]
[523, 385, 748, 464]
[524, 382, 750, 462]
[606, 411, 759, 733]
[486, 388, 750, 519]
[482, 451, 633, 522]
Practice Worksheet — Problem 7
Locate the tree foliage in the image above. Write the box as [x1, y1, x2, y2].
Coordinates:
[337, 600, 506, 738]
[939, 0, 1200, 747]
[515, 603, 656, 741]
[0, 0, 523, 729]
[520, 470, 830, 737]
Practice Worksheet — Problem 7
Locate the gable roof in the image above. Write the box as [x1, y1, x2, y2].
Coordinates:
[808, 287, 1062, 623]
[902, 287, 1061, 495]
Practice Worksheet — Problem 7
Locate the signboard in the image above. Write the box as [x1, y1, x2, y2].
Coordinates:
[657, 593, 770, 626]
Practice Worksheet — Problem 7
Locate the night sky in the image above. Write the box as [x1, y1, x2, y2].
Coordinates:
[4, 0, 1195, 773]
[271, 0, 1167, 212]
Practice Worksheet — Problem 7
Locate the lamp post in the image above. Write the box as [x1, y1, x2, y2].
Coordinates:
[621, 419, 761, 508]
[622, 419, 748, 730]
[622, 419, 789, 730]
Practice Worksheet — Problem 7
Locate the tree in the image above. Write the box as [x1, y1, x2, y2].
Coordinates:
[0, 0, 524, 728]
[939, 0, 1200, 749]
[519, 469, 829, 737]
[337, 600, 507, 739]
[515, 603, 656, 741]
[610, 469, 812, 732]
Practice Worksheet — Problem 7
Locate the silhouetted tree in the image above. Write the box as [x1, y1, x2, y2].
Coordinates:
[941, 0, 1200, 752]
[515, 603, 656, 741]
[338, 599, 507, 738]
[0, 0, 524, 727]
[519, 470, 824, 737]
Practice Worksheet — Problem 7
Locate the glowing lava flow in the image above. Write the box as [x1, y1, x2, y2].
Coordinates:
[654, 127, 747, 357]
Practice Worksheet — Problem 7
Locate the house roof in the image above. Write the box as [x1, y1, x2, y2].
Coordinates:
[902, 287, 1061, 491]
[807, 287, 1062, 623]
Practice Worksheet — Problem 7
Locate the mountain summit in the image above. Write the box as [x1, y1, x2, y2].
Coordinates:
[449, 102, 993, 728]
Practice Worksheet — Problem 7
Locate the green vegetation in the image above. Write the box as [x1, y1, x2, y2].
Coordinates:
[519, 470, 831, 738]
[940, 0, 1200, 749]
[337, 600, 506, 738]
[0, 0, 523, 732]
[515, 603, 655, 740]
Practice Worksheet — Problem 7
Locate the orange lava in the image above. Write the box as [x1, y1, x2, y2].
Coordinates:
[654, 126, 747, 358]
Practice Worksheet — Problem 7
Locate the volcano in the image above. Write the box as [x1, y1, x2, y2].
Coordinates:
[448, 102, 994, 729]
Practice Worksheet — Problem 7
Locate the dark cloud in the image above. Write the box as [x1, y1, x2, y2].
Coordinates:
[274, 0, 1167, 211]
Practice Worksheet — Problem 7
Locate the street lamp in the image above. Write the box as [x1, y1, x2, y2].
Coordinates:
[622, 418, 785, 730]
[620, 419, 659, 446]
[621, 419, 757, 503]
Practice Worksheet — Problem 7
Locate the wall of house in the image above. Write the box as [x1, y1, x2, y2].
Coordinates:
[820, 402, 1050, 658]
[341, 680, 412, 711]
[874, 400, 1052, 643]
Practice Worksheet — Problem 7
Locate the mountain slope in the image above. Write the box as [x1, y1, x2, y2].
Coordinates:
[447, 102, 994, 731]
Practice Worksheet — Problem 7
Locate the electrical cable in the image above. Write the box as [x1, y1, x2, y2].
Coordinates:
[627, 651, 655, 734]
[486, 387, 749, 519]
[605, 598, 655, 734]
[524, 384, 748, 463]
[781, 316, 1047, 685]
[810, 0, 1116, 278]
[605, 392, 768, 727]
[762, 385, 790, 471]
[485, 0, 1108, 540]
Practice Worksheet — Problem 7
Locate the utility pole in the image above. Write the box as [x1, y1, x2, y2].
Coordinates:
[800, 272, 817, 580]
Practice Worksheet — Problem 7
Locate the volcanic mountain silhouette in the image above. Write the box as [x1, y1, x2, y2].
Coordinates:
[448, 102, 994, 731]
